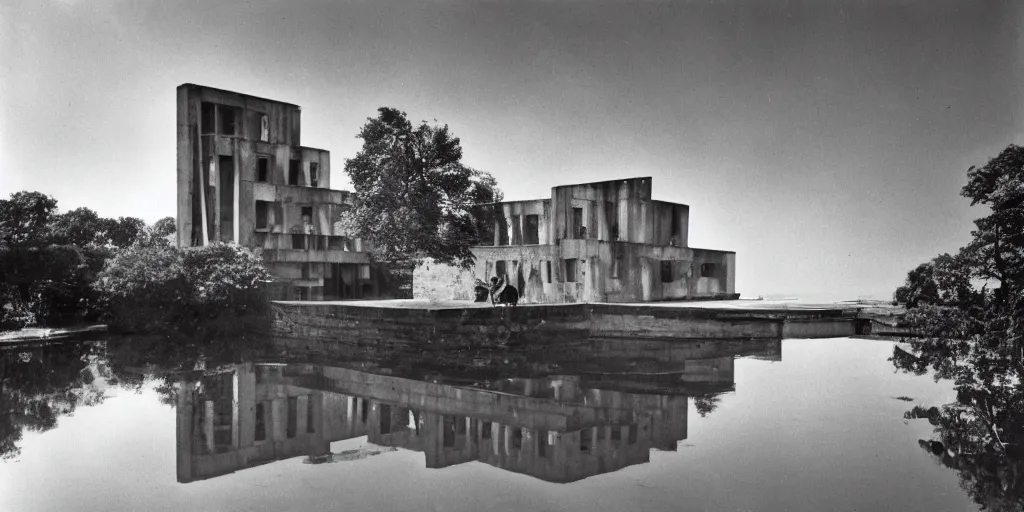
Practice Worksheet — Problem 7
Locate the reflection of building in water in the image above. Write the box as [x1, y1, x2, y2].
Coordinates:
[176, 356, 737, 483]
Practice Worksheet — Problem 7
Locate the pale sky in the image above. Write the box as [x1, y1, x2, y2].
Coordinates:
[2, 0, 1021, 299]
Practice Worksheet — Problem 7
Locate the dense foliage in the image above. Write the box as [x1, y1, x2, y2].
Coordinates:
[95, 242, 271, 335]
[891, 144, 1024, 510]
[0, 192, 153, 329]
[343, 107, 503, 269]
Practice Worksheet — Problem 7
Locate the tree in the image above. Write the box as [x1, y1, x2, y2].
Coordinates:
[891, 144, 1024, 511]
[102, 216, 146, 248]
[0, 191, 57, 247]
[343, 108, 503, 269]
[48, 207, 106, 247]
[152, 217, 176, 238]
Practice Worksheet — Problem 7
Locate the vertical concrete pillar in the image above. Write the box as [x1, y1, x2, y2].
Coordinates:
[231, 371, 240, 449]
[203, 400, 215, 454]
[176, 380, 194, 483]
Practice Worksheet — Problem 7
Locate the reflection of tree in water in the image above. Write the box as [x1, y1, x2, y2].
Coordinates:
[693, 395, 721, 418]
[891, 145, 1024, 511]
[0, 342, 107, 460]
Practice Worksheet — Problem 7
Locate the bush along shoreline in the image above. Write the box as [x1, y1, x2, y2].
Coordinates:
[1, 191, 270, 337]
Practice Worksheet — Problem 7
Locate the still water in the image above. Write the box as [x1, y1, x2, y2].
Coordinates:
[1, 336, 978, 511]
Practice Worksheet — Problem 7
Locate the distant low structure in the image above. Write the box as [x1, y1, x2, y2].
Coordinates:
[175, 84, 408, 300]
[415, 177, 737, 303]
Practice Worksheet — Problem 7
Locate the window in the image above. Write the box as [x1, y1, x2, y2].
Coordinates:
[611, 427, 622, 443]
[219, 106, 238, 136]
[497, 216, 509, 246]
[286, 397, 298, 438]
[255, 402, 266, 441]
[289, 159, 301, 185]
[302, 263, 311, 280]
[565, 258, 578, 283]
[546, 261, 552, 283]
[260, 114, 269, 142]
[628, 424, 638, 445]
[524, 214, 539, 244]
[306, 396, 315, 433]
[456, 417, 466, 435]
[512, 428, 523, 450]
[571, 207, 584, 239]
[538, 430, 548, 458]
[597, 426, 607, 441]
[511, 215, 521, 245]
[495, 260, 506, 279]
[359, 264, 370, 279]
[379, 404, 392, 434]
[201, 102, 216, 134]
[611, 254, 622, 279]
[361, 399, 369, 423]
[255, 201, 269, 229]
[580, 428, 591, 453]
[443, 416, 455, 447]
[701, 263, 717, 278]
[661, 260, 673, 283]
[301, 206, 313, 223]
[257, 157, 269, 182]
[482, 421, 492, 439]
[310, 162, 319, 188]
[292, 234, 306, 249]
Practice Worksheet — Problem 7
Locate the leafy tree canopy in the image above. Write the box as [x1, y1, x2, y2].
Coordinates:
[343, 108, 502, 269]
[892, 144, 1024, 510]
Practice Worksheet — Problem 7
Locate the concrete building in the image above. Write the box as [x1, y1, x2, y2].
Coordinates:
[414, 177, 737, 303]
[175, 84, 406, 300]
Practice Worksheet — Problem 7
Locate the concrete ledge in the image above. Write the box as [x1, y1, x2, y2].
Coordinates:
[269, 299, 867, 347]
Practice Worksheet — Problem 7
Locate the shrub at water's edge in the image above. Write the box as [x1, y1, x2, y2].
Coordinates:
[95, 242, 272, 336]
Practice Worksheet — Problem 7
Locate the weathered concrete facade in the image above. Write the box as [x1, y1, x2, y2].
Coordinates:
[176, 84, 406, 300]
[414, 177, 737, 303]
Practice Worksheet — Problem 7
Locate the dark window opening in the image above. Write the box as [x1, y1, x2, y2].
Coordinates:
[661, 261, 673, 283]
[255, 201, 269, 230]
[456, 416, 466, 435]
[628, 424, 638, 444]
[301, 206, 313, 224]
[302, 263, 311, 280]
[597, 427, 607, 441]
[257, 157, 269, 182]
[701, 263, 717, 278]
[611, 427, 622, 442]
[361, 399, 369, 423]
[443, 416, 455, 447]
[565, 259, 578, 283]
[512, 428, 523, 450]
[497, 216, 509, 246]
[380, 404, 392, 434]
[310, 162, 319, 188]
[292, 234, 306, 250]
[289, 159, 301, 186]
[286, 397, 298, 438]
[495, 260, 506, 279]
[546, 261, 552, 283]
[511, 215, 522, 245]
[306, 396, 315, 433]
[524, 214, 539, 244]
[571, 207, 584, 239]
[255, 402, 266, 441]
[219, 107, 238, 136]
[538, 430, 548, 458]
[482, 421, 492, 439]
[201, 102, 216, 135]
[580, 428, 591, 453]
[260, 114, 269, 142]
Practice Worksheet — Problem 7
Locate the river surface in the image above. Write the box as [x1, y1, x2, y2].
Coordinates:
[0, 336, 979, 511]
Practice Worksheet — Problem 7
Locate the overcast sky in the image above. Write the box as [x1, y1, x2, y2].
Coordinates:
[2, 0, 1020, 299]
